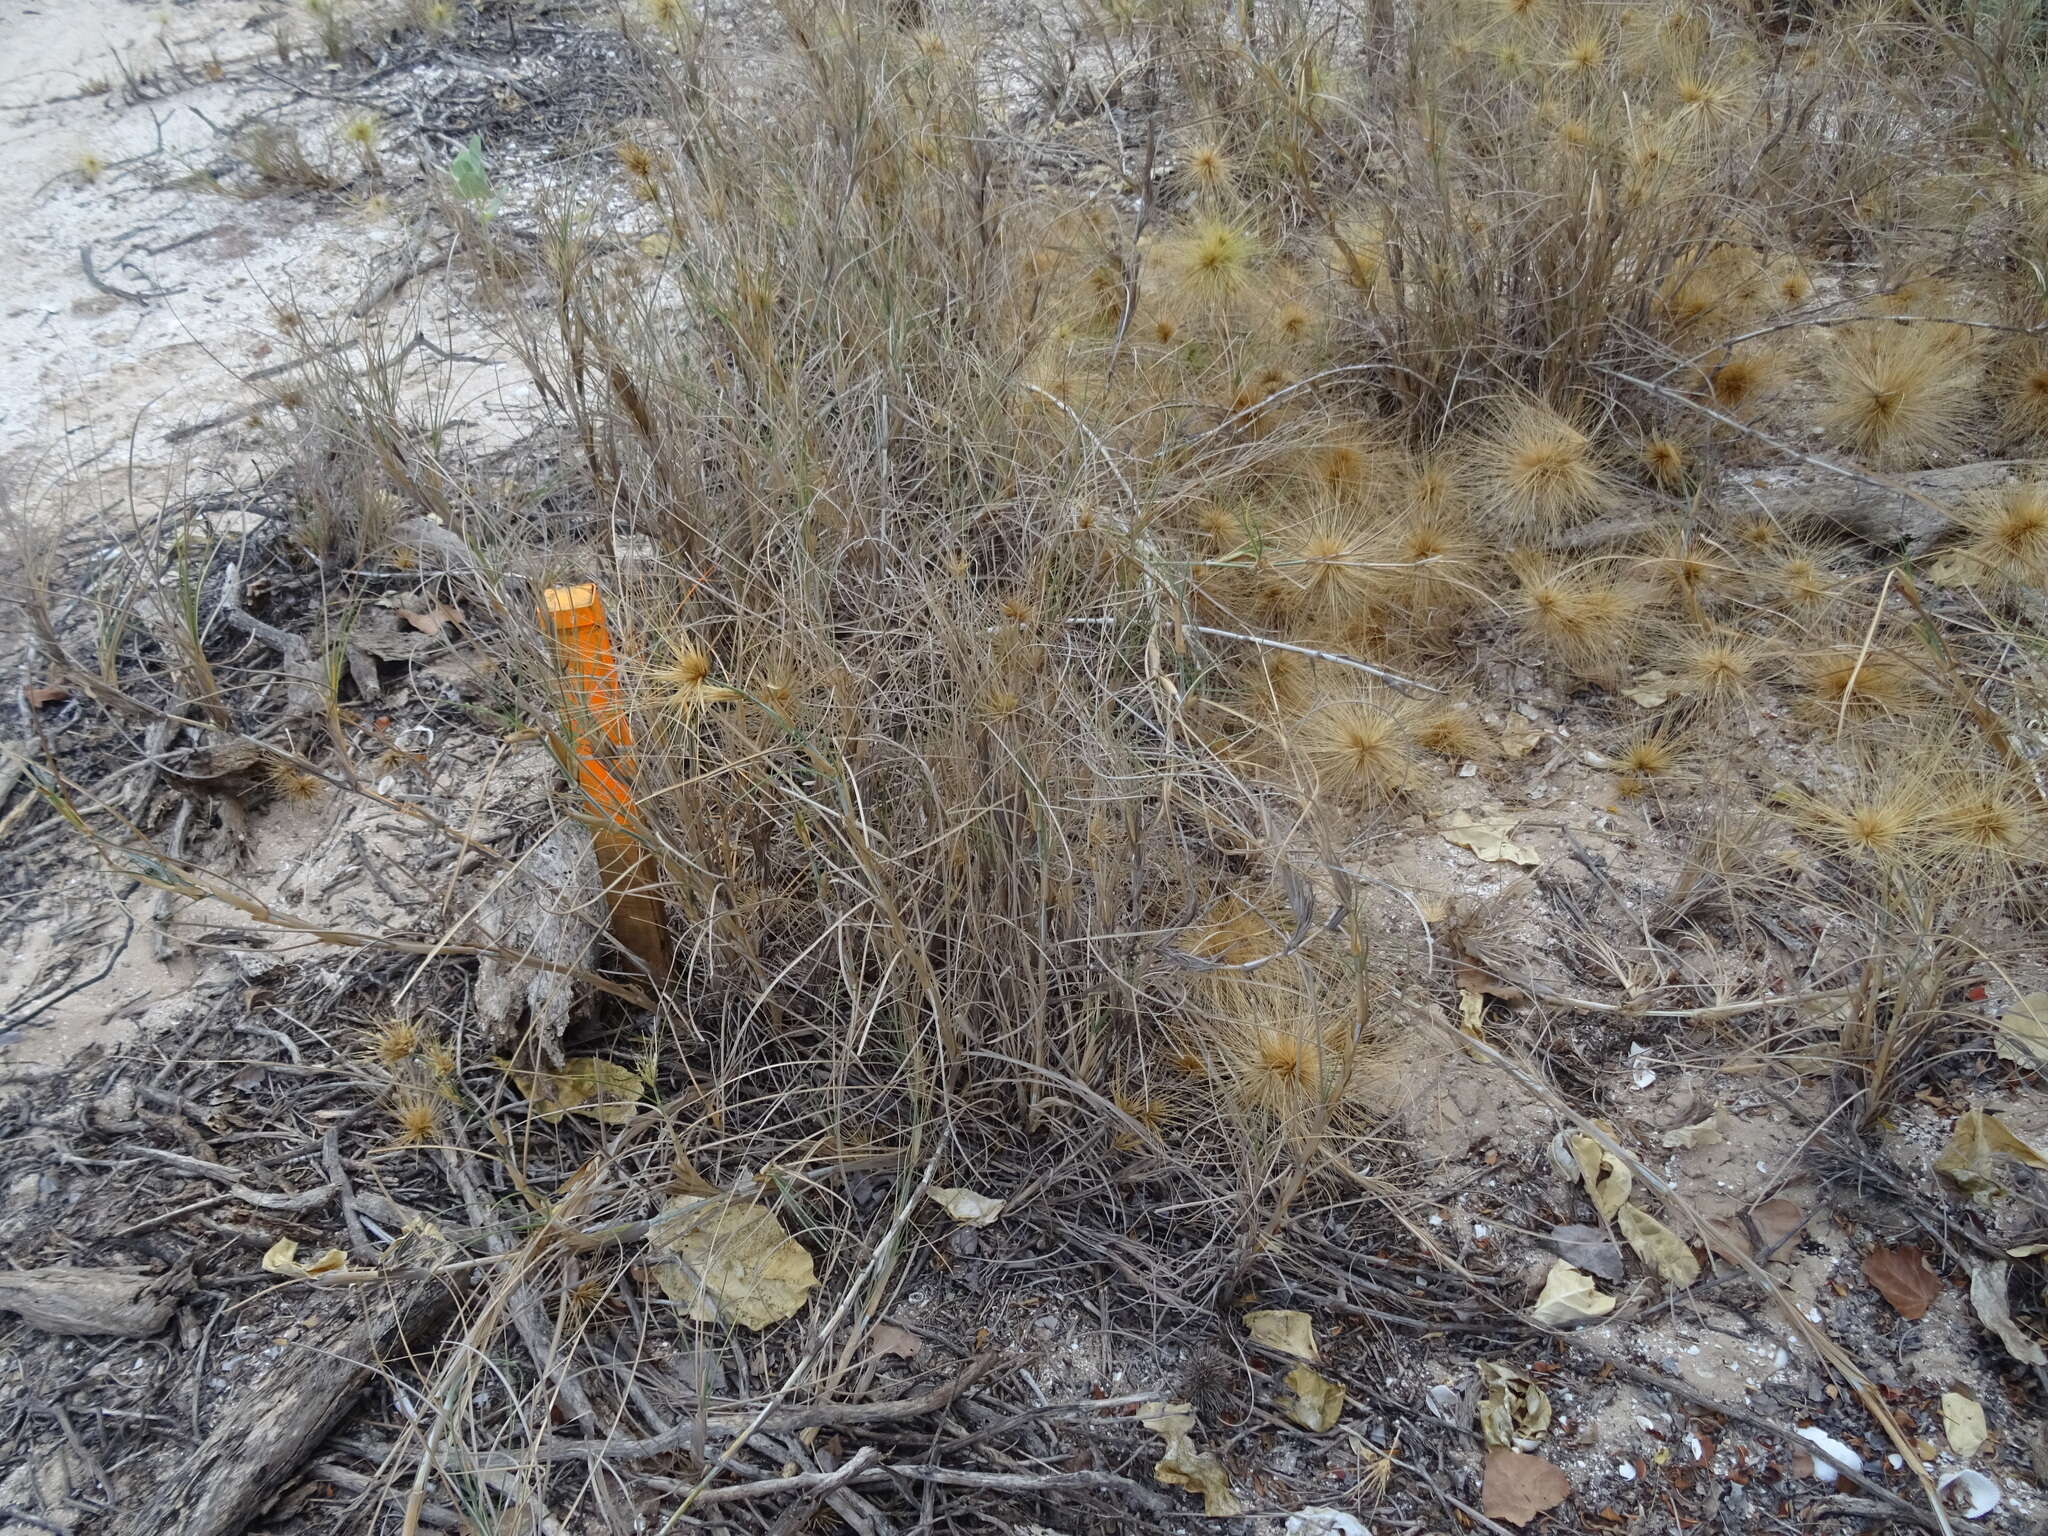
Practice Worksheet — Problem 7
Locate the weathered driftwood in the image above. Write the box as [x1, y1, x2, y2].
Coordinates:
[0, 1263, 189, 1338]
[1730, 460, 2017, 554]
[116, 1229, 461, 1536]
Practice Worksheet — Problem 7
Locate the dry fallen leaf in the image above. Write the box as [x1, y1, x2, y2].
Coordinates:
[1622, 674, 1677, 707]
[870, 1322, 923, 1360]
[1440, 809, 1541, 867]
[1244, 1307, 1320, 1361]
[1618, 1203, 1700, 1288]
[1992, 994, 2048, 1070]
[1969, 1262, 2047, 1366]
[1482, 1446, 1571, 1527]
[261, 1238, 377, 1284]
[1478, 1361, 1552, 1449]
[1749, 1196, 1806, 1252]
[1659, 1111, 1727, 1150]
[1530, 1260, 1616, 1326]
[927, 1187, 1005, 1226]
[1284, 1365, 1345, 1432]
[1862, 1246, 1942, 1321]
[1499, 721, 1543, 758]
[1457, 987, 1488, 1041]
[399, 601, 465, 636]
[1936, 1108, 2048, 1204]
[1566, 1131, 1632, 1220]
[649, 1189, 817, 1330]
[1942, 1391, 1988, 1458]
[1545, 1224, 1624, 1282]
[1139, 1401, 1246, 1516]
[499, 1057, 644, 1124]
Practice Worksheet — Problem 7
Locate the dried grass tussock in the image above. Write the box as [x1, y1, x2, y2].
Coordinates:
[6, 0, 2048, 1531]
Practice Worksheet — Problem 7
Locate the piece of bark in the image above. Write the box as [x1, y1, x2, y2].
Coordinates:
[0, 1263, 190, 1337]
[472, 822, 601, 1060]
[115, 1227, 461, 1536]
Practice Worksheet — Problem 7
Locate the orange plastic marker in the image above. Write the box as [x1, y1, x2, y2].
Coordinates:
[540, 583, 672, 982]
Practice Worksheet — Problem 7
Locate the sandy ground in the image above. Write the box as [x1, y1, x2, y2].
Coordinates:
[1, 0, 539, 1065]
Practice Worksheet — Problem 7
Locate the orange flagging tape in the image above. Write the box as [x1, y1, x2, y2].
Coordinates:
[540, 583, 671, 981]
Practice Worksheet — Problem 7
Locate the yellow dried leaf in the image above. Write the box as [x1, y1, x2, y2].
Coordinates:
[1942, 1391, 1987, 1458]
[1993, 994, 2048, 1070]
[1936, 1108, 2048, 1204]
[1567, 1131, 1632, 1220]
[1458, 988, 1487, 1041]
[1623, 674, 1676, 707]
[1529, 1260, 1615, 1326]
[1284, 1365, 1345, 1432]
[1139, 1401, 1246, 1516]
[261, 1238, 376, 1283]
[1441, 810, 1540, 867]
[1478, 1360, 1552, 1448]
[1244, 1307, 1320, 1361]
[649, 1190, 817, 1330]
[1618, 1203, 1700, 1287]
[927, 1187, 1005, 1226]
[499, 1057, 644, 1124]
[1499, 722, 1543, 758]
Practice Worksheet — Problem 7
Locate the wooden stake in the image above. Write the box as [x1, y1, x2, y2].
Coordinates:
[540, 583, 672, 983]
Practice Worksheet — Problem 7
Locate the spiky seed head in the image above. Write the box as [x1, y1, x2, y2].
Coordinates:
[342, 113, 380, 148]
[1818, 327, 1977, 467]
[1262, 512, 1380, 621]
[1185, 141, 1232, 197]
[1298, 696, 1422, 801]
[1243, 651, 1314, 716]
[1780, 780, 1932, 865]
[656, 640, 738, 713]
[1671, 630, 1763, 702]
[265, 760, 324, 803]
[2001, 350, 2048, 441]
[1669, 70, 1744, 130]
[1618, 730, 1680, 780]
[390, 1092, 442, 1147]
[1561, 31, 1606, 70]
[1640, 436, 1687, 487]
[1474, 401, 1617, 533]
[616, 138, 656, 180]
[1733, 515, 1779, 550]
[371, 1016, 425, 1067]
[1643, 533, 1727, 602]
[1767, 550, 1839, 612]
[1959, 482, 2048, 582]
[1800, 646, 1924, 716]
[1514, 561, 1644, 674]
[1272, 299, 1316, 343]
[1163, 217, 1260, 305]
[1930, 772, 2041, 871]
[1412, 702, 1491, 760]
[1196, 503, 1244, 545]
[1702, 347, 1781, 412]
[1775, 266, 1814, 307]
